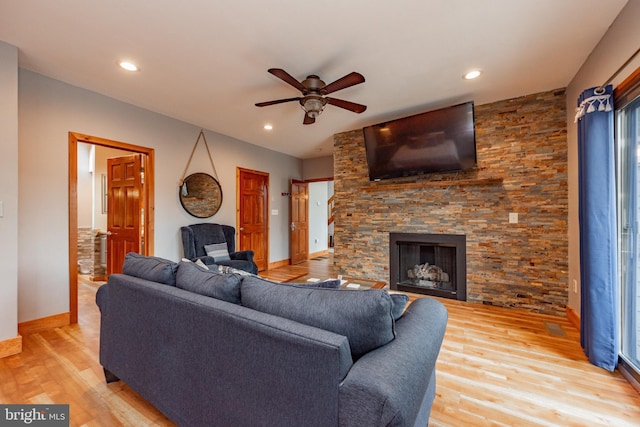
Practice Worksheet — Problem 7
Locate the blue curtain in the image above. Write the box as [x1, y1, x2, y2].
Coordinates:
[576, 85, 619, 371]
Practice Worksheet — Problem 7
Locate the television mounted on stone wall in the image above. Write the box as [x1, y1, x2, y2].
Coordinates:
[362, 101, 477, 181]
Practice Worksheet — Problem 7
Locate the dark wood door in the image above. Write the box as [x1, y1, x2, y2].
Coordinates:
[107, 154, 143, 275]
[290, 180, 308, 265]
[237, 168, 269, 271]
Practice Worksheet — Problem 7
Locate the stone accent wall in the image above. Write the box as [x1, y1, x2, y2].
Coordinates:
[77, 227, 94, 274]
[333, 89, 568, 316]
[93, 231, 106, 279]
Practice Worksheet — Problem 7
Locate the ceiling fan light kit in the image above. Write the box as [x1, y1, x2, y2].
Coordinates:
[256, 68, 367, 124]
[301, 96, 326, 118]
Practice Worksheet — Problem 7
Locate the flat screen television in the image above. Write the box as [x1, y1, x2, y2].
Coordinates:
[362, 101, 476, 181]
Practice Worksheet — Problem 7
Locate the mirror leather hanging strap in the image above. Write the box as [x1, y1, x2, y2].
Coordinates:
[180, 129, 219, 186]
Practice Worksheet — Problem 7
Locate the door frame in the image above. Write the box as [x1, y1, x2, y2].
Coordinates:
[68, 132, 155, 324]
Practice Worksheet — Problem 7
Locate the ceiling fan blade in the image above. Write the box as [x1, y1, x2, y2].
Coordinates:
[268, 68, 307, 92]
[326, 97, 367, 113]
[303, 114, 315, 125]
[255, 97, 301, 107]
[321, 72, 365, 95]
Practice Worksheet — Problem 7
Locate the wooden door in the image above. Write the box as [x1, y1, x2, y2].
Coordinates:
[107, 154, 144, 275]
[290, 180, 309, 264]
[237, 168, 269, 271]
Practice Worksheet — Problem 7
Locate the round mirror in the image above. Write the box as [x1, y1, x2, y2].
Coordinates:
[179, 173, 223, 218]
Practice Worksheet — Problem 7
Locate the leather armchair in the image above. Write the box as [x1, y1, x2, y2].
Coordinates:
[180, 223, 258, 274]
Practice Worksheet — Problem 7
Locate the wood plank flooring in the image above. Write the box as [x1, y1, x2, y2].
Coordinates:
[1, 256, 639, 426]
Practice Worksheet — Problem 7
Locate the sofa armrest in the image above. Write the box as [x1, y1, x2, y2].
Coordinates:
[230, 250, 254, 262]
[193, 255, 216, 265]
[96, 283, 109, 314]
[338, 297, 447, 427]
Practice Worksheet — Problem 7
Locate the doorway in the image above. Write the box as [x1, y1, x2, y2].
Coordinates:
[289, 178, 334, 265]
[290, 180, 309, 265]
[68, 132, 155, 324]
[236, 168, 269, 271]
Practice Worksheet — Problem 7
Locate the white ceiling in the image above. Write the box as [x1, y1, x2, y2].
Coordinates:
[0, 0, 628, 159]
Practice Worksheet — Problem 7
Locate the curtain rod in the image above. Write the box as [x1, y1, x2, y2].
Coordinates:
[595, 46, 640, 94]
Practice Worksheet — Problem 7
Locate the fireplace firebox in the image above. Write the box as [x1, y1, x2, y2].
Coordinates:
[389, 232, 466, 300]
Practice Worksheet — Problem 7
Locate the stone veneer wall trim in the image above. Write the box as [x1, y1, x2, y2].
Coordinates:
[333, 88, 568, 316]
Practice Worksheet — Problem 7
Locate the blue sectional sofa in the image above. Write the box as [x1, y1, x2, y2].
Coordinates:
[96, 253, 448, 427]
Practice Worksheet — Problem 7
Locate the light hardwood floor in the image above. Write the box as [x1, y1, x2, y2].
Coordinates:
[1, 256, 639, 426]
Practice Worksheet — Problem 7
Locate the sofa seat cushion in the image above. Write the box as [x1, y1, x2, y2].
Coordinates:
[122, 252, 178, 286]
[240, 275, 395, 359]
[176, 261, 242, 304]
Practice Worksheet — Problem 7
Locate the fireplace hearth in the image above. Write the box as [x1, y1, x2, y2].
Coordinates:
[390, 232, 466, 300]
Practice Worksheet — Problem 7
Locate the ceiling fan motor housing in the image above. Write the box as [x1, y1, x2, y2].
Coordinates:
[302, 75, 326, 95]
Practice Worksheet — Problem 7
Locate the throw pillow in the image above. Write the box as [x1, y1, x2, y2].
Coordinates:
[285, 279, 341, 289]
[122, 252, 178, 286]
[176, 261, 242, 304]
[244, 274, 340, 289]
[389, 293, 410, 320]
[204, 243, 231, 262]
[241, 275, 395, 359]
[181, 258, 210, 270]
[195, 259, 209, 269]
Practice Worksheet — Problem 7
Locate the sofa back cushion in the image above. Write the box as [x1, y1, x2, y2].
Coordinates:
[122, 252, 178, 286]
[240, 275, 395, 359]
[176, 261, 242, 304]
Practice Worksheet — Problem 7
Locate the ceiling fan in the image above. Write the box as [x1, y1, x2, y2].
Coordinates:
[255, 68, 367, 125]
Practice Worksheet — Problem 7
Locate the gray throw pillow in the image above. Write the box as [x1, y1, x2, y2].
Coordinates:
[122, 252, 178, 286]
[241, 275, 395, 359]
[389, 293, 410, 320]
[176, 261, 242, 304]
[291, 279, 341, 289]
[204, 243, 231, 262]
[258, 276, 341, 289]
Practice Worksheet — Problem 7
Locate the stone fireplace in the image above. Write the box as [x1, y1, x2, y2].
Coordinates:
[332, 88, 569, 316]
[390, 232, 466, 300]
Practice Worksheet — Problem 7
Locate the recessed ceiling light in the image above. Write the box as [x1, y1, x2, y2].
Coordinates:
[264, 124, 273, 130]
[464, 70, 482, 80]
[119, 61, 138, 72]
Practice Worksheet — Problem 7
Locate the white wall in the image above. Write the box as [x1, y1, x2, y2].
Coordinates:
[308, 181, 329, 254]
[17, 69, 301, 323]
[328, 180, 334, 241]
[0, 42, 18, 342]
[77, 143, 93, 228]
[567, 0, 640, 314]
[302, 156, 333, 180]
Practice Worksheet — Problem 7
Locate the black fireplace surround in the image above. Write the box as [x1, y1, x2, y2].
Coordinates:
[389, 232, 466, 301]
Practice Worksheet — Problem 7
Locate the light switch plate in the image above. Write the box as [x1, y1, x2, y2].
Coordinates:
[509, 212, 518, 224]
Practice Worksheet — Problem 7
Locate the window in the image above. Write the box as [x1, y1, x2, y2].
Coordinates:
[615, 68, 640, 382]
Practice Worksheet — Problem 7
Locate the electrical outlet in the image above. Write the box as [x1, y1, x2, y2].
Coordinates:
[509, 212, 518, 224]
